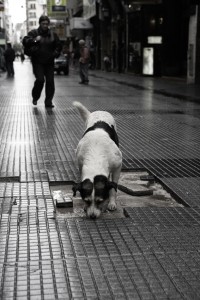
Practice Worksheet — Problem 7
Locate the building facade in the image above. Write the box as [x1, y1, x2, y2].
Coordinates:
[1, 0, 200, 84]
[0, 0, 6, 48]
[65, 0, 199, 83]
[26, 0, 46, 33]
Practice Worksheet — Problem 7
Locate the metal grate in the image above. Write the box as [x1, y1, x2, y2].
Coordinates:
[124, 207, 200, 227]
[160, 177, 200, 207]
[138, 158, 200, 178]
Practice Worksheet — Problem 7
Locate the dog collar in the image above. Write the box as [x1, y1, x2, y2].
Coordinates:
[83, 121, 119, 147]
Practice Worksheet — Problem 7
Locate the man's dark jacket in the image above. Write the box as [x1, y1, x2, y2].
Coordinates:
[4, 48, 15, 62]
[22, 27, 62, 64]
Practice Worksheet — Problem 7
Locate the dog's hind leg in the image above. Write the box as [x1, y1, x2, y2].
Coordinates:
[108, 166, 121, 211]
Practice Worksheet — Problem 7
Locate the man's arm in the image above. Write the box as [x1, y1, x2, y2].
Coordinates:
[22, 30, 38, 47]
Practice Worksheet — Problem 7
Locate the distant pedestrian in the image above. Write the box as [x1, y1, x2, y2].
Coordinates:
[22, 15, 62, 108]
[0, 47, 6, 72]
[4, 42, 15, 77]
[78, 39, 90, 85]
[20, 52, 25, 63]
[15, 53, 20, 60]
[103, 55, 111, 72]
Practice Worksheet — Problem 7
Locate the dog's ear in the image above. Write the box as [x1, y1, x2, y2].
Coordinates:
[108, 181, 118, 192]
[72, 179, 93, 198]
[72, 183, 81, 197]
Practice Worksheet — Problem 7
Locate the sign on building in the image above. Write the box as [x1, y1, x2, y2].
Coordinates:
[47, 0, 67, 16]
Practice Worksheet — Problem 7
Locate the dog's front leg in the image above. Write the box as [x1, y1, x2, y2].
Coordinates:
[108, 188, 117, 211]
[108, 166, 121, 211]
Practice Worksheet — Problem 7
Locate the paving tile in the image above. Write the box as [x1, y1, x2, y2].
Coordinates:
[1, 65, 200, 299]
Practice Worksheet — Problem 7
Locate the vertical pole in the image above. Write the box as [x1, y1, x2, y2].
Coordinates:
[187, 5, 198, 84]
[195, 5, 200, 83]
[125, 11, 128, 72]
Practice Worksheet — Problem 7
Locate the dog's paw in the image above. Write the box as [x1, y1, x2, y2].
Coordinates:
[108, 200, 117, 211]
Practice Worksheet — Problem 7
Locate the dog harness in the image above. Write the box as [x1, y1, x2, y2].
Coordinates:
[83, 121, 119, 147]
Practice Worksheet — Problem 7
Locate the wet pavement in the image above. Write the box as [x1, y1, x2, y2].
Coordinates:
[0, 61, 200, 299]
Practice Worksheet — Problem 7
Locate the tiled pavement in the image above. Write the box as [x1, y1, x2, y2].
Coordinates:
[0, 61, 200, 299]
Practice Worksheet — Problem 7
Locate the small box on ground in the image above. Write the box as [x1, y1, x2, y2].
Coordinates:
[56, 195, 73, 208]
[53, 190, 73, 208]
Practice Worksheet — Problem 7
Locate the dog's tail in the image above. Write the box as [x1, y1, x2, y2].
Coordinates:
[73, 101, 90, 122]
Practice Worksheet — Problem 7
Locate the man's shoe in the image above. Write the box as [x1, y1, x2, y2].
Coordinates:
[79, 81, 89, 85]
[32, 99, 37, 105]
[45, 104, 54, 108]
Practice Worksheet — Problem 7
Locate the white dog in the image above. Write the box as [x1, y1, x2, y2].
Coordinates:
[72, 101, 122, 219]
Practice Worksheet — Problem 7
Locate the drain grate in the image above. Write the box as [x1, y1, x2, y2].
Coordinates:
[124, 207, 200, 227]
[138, 158, 200, 178]
[122, 158, 145, 170]
[160, 177, 200, 207]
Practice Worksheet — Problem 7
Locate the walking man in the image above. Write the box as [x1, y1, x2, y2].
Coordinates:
[4, 42, 15, 77]
[22, 15, 61, 108]
[78, 39, 90, 85]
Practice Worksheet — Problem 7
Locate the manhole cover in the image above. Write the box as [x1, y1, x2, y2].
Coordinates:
[50, 171, 183, 219]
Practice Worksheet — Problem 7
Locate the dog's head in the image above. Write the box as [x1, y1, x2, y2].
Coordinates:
[72, 175, 117, 219]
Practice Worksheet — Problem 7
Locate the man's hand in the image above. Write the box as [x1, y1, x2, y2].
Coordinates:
[35, 36, 41, 42]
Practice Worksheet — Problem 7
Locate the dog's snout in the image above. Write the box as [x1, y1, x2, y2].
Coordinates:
[90, 213, 97, 219]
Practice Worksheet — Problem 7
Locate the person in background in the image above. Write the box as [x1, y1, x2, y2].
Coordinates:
[0, 47, 6, 72]
[103, 54, 111, 72]
[78, 39, 90, 85]
[20, 52, 25, 63]
[15, 53, 20, 60]
[4, 42, 15, 77]
[22, 15, 62, 108]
